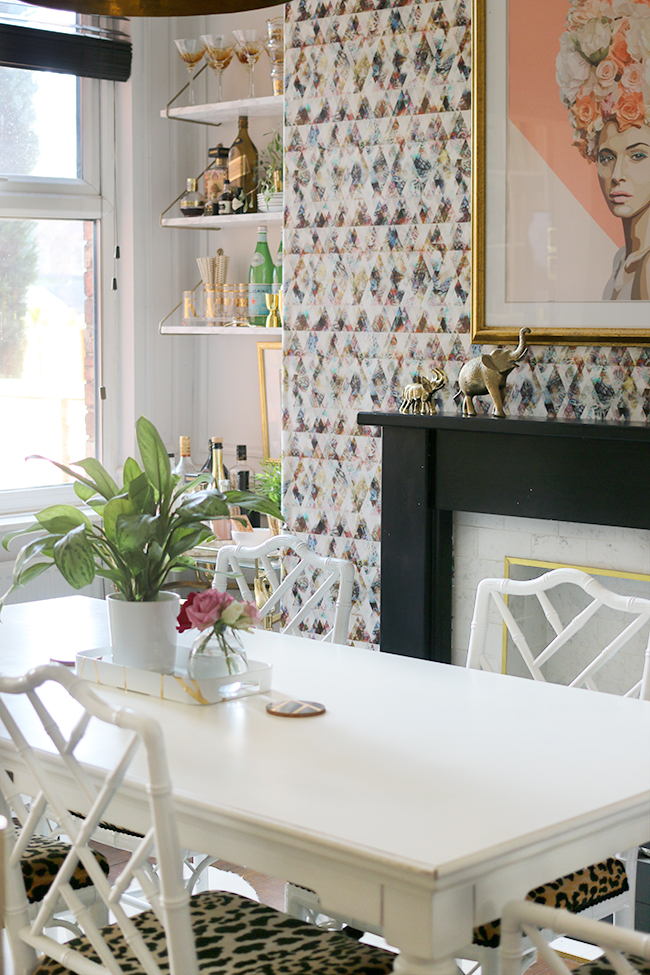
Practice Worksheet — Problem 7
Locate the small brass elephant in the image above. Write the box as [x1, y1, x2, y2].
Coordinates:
[399, 369, 446, 415]
[456, 328, 530, 418]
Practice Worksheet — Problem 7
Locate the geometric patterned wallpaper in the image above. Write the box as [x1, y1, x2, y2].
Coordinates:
[282, 0, 650, 648]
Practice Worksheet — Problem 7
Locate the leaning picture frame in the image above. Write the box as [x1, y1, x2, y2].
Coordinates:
[472, 0, 650, 345]
[257, 341, 282, 461]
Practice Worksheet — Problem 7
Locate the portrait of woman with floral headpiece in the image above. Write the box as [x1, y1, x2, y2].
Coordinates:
[557, 0, 650, 300]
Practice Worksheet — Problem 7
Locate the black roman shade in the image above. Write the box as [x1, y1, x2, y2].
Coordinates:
[0, 22, 131, 81]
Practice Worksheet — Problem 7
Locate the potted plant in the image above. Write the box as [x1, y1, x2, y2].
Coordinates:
[0, 416, 282, 673]
[258, 128, 283, 211]
[254, 458, 283, 535]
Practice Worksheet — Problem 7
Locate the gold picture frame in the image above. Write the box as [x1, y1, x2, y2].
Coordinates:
[471, 0, 650, 346]
[257, 341, 282, 461]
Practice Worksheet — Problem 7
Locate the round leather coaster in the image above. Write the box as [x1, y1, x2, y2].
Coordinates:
[266, 700, 326, 717]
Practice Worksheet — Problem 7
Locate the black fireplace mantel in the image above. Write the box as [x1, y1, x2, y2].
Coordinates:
[356, 411, 650, 662]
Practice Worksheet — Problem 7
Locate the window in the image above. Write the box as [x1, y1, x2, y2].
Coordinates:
[0, 4, 119, 511]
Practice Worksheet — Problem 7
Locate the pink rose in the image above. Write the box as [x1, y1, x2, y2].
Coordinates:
[185, 589, 234, 631]
[615, 88, 646, 126]
[621, 62, 644, 89]
[573, 93, 599, 128]
[610, 22, 632, 70]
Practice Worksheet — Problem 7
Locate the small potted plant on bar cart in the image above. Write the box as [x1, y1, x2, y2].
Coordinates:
[0, 416, 282, 674]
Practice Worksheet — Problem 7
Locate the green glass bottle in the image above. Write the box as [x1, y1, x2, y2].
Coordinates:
[272, 238, 283, 289]
[249, 226, 274, 326]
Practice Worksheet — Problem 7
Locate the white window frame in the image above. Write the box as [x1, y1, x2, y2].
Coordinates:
[0, 73, 115, 517]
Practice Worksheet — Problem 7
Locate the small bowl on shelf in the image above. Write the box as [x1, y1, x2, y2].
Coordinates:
[231, 527, 272, 547]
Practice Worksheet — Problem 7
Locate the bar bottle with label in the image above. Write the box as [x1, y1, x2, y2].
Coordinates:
[210, 438, 231, 540]
[249, 227, 274, 326]
[228, 116, 258, 214]
[173, 436, 198, 485]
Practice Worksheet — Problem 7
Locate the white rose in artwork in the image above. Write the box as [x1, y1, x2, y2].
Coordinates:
[576, 17, 612, 60]
[627, 16, 650, 64]
[567, 0, 610, 29]
[557, 31, 593, 105]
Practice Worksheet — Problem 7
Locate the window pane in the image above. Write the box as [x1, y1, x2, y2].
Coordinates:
[0, 2, 76, 31]
[0, 218, 95, 489]
[0, 67, 79, 179]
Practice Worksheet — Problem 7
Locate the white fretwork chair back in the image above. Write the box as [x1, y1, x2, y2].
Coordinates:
[0, 664, 197, 975]
[500, 900, 650, 975]
[212, 534, 355, 646]
[462, 567, 650, 975]
[467, 567, 650, 699]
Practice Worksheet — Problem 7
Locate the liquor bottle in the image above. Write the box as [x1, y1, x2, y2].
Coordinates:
[179, 178, 205, 217]
[210, 439, 231, 540]
[228, 116, 258, 214]
[167, 451, 175, 471]
[230, 445, 251, 491]
[173, 436, 198, 484]
[249, 227, 274, 326]
[217, 180, 233, 215]
[200, 438, 229, 479]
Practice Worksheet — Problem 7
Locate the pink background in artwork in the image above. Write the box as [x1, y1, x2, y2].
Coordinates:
[508, 0, 622, 246]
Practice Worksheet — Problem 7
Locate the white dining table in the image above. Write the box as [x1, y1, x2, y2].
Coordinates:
[1, 595, 650, 975]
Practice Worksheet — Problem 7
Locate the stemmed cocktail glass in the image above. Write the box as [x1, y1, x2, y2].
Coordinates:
[233, 29, 263, 98]
[174, 38, 205, 105]
[200, 34, 234, 102]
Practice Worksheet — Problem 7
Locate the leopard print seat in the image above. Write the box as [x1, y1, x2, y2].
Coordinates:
[572, 953, 650, 974]
[473, 857, 628, 949]
[21, 835, 110, 905]
[32, 889, 395, 975]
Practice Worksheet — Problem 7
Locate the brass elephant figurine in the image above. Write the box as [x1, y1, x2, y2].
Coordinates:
[456, 328, 530, 418]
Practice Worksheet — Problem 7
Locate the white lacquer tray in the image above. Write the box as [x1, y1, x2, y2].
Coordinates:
[75, 645, 272, 706]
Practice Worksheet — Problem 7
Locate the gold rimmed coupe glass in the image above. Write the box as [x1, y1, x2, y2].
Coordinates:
[233, 29, 263, 99]
[200, 34, 234, 102]
[173, 38, 205, 106]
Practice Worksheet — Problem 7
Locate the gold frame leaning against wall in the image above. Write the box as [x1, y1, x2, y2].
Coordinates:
[471, 0, 650, 345]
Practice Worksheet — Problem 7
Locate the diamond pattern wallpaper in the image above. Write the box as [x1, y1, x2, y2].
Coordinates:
[282, 0, 650, 648]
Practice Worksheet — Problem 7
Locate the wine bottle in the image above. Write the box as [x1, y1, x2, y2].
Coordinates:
[210, 439, 232, 540]
[249, 227, 274, 327]
[173, 436, 198, 485]
[201, 438, 229, 478]
[230, 445, 251, 491]
[228, 116, 258, 214]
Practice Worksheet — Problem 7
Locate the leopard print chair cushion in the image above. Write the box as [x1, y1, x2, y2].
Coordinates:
[21, 835, 110, 905]
[32, 889, 395, 975]
[473, 857, 629, 949]
[573, 952, 650, 974]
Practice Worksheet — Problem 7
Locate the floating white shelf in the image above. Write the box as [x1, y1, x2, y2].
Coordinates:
[161, 211, 283, 230]
[160, 323, 280, 336]
[161, 94, 283, 126]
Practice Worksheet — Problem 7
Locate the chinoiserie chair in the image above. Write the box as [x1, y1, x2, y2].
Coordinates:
[500, 899, 650, 975]
[462, 567, 650, 974]
[212, 533, 355, 646]
[0, 664, 394, 975]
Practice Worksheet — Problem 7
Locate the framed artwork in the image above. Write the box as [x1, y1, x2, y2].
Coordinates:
[472, 0, 650, 345]
[257, 341, 282, 460]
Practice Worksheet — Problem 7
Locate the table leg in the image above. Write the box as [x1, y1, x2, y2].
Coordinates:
[392, 953, 463, 974]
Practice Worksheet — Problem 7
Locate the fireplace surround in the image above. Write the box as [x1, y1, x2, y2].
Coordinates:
[356, 412, 650, 662]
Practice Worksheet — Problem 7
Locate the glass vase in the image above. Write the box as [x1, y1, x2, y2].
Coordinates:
[187, 628, 248, 681]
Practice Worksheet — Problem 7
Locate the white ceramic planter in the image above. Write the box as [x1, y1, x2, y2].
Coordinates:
[106, 591, 180, 674]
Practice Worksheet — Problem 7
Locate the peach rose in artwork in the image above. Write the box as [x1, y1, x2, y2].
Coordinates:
[573, 92, 600, 127]
[610, 21, 633, 69]
[615, 87, 646, 124]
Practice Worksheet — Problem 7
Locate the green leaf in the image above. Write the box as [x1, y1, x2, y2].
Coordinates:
[166, 526, 206, 561]
[135, 416, 171, 503]
[123, 456, 142, 486]
[74, 481, 97, 503]
[115, 514, 157, 554]
[172, 471, 212, 501]
[0, 562, 53, 613]
[53, 525, 96, 589]
[73, 458, 119, 499]
[224, 490, 283, 521]
[26, 455, 113, 500]
[177, 490, 230, 521]
[2, 523, 45, 552]
[127, 472, 154, 515]
[13, 536, 56, 578]
[103, 497, 137, 542]
[36, 505, 92, 535]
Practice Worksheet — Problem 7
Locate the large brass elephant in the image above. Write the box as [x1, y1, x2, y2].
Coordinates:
[457, 328, 530, 417]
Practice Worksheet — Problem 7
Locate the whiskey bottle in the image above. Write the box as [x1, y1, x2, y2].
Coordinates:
[249, 227, 274, 326]
[173, 436, 198, 484]
[228, 116, 258, 214]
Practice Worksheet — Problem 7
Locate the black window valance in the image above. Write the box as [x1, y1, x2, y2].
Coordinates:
[0, 22, 131, 81]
